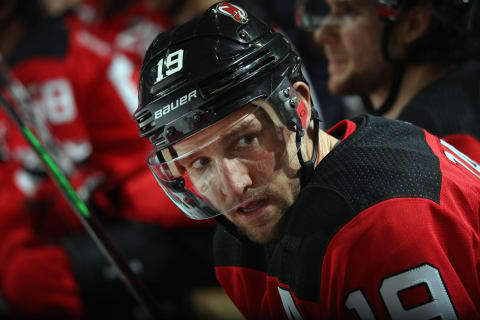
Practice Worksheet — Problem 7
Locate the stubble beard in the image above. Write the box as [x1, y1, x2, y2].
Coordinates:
[234, 175, 301, 245]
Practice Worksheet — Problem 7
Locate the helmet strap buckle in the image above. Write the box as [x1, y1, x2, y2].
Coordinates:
[297, 113, 320, 187]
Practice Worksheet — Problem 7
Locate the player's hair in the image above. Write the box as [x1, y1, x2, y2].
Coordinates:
[402, 0, 480, 65]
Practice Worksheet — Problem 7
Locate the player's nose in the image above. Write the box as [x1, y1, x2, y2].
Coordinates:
[218, 157, 252, 197]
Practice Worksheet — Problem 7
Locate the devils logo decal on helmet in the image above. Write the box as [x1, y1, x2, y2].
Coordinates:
[216, 2, 248, 24]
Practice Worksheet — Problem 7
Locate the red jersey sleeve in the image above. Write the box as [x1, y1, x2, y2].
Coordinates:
[320, 131, 480, 319]
[442, 133, 480, 163]
[320, 198, 480, 319]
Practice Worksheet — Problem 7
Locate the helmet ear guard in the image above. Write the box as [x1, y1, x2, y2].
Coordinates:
[253, 79, 319, 186]
[252, 78, 311, 138]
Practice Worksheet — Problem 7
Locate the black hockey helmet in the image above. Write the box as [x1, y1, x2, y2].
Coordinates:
[136, 2, 309, 149]
[135, 2, 320, 220]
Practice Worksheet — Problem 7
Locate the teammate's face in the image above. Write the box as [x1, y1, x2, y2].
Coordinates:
[174, 104, 301, 244]
[312, 0, 392, 96]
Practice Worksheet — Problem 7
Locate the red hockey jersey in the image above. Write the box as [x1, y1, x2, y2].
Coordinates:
[214, 115, 480, 319]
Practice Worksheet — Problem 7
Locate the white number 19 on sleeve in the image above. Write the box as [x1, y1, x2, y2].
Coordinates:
[345, 264, 457, 319]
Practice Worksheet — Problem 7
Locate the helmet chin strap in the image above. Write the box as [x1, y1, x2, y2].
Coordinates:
[361, 20, 407, 116]
[297, 109, 321, 187]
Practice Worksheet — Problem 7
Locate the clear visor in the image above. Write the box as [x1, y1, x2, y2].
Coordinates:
[295, 0, 364, 32]
[148, 79, 309, 220]
[295, 0, 397, 31]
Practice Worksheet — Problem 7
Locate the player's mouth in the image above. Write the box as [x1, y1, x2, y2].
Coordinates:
[235, 198, 270, 222]
[325, 49, 348, 75]
[328, 58, 347, 74]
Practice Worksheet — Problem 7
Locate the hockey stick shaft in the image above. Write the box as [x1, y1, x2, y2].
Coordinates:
[0, 92, 163, 319]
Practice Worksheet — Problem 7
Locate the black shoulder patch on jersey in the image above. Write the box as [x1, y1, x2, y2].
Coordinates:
[315, 115, 442, 211]
[7, 18, 69, 67]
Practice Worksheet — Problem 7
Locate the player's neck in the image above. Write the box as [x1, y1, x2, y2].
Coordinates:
[315, 130, 339, 167]
[371, 63, 455, 119]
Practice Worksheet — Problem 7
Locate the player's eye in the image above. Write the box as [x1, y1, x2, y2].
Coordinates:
[331, 4, 358, 18]
[192, 157, 211, 169]
[238, 134, 256, 146]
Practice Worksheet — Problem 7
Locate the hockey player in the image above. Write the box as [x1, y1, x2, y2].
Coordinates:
[296, 0, 480, 146]
[134, 2, 480, 319]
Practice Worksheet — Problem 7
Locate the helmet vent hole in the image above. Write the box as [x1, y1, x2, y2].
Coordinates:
[137, 111, 152, 123]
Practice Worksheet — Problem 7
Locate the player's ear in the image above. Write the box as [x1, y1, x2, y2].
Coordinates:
[293, 81, 311, 112]
[293, 81, 317, 162]
[399, 6, 431, 44]
[390, 5, 431, 58]
[293, 81, 314, 132]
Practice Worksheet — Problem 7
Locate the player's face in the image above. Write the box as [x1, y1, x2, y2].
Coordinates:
[174, 104, 301, 244]
[312, 0, 392, 96]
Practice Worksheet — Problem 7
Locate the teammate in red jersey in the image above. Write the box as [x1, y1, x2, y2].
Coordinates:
[134, 3, 480, 319]
[0, 1, 216, 319]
